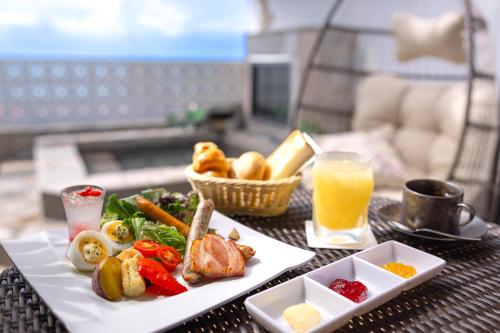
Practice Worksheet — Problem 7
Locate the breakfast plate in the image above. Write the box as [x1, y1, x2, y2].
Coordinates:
[1, 211, 315, 333]
[377, 202, 488, 241]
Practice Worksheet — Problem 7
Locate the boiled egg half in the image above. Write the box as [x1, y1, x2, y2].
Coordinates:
[101, 220, 134, 253]
[69, 230, 113, 271]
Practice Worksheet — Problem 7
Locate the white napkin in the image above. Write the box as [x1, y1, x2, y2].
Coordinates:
[305, 220, 378, 250]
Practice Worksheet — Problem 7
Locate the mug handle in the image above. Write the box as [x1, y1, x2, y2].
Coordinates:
[457, 203, 475, 228]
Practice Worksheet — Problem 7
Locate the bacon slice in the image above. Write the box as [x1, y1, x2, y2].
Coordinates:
[190, 234, 246, 280]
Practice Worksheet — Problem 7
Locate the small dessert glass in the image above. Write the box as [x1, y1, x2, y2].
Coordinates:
[60, 185, 105, 242]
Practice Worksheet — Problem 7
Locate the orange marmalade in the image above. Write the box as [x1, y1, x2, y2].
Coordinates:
[383, 262, 416, 279]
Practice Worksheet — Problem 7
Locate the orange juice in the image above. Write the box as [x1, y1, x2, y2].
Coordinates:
[313, 152, 373, 243]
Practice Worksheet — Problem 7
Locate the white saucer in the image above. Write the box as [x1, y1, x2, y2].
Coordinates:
[377, 203, 488, 242]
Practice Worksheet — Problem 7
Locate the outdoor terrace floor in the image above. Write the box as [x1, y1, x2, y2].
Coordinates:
[0, 160, 64, 270]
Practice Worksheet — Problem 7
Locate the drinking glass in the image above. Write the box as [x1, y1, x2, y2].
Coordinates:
[61, 185, 105, 242]
[313, 152, 374, 244]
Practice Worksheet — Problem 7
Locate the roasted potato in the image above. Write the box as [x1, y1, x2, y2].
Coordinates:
[92, 256, 123, 301]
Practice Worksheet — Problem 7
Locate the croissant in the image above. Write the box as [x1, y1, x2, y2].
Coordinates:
[193, 147, 228, 174]
[193, 142, 218, 160]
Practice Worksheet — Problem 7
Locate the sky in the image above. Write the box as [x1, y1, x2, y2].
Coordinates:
[0, 0, 255, 60]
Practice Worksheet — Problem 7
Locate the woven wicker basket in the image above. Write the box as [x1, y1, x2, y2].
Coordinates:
[185, 165, 302, 216]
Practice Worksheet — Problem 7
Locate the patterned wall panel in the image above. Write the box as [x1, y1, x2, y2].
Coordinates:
[0, 61, 244, 129]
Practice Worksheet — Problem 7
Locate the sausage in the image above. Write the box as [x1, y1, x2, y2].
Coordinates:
[136, 196, 190, 237]
[182, 199, 214, 284]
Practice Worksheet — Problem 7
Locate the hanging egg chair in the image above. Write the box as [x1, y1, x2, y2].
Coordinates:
[293, 0, 498, 219]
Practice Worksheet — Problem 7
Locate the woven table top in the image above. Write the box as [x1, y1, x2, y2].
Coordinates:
[1, 188, 500, 333]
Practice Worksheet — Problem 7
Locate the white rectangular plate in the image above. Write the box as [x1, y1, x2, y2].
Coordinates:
[2, 211, 315, 333]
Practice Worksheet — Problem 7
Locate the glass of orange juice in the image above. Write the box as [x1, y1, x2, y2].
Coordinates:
[313, 152, 374, 244]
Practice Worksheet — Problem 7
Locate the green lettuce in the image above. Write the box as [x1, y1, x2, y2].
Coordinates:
[101, 194, 141, 226]
[123, 216, 186, 255]
[102, 188, 190, 254]
[139, 188, 165, 203]
[142, 224, 186, 254]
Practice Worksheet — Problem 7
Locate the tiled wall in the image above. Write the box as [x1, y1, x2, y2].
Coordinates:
[0, 61, 244, 130]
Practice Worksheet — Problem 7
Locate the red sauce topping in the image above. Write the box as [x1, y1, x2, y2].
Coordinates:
[329, 278, 367, 303]
[77, 186, 102, 197]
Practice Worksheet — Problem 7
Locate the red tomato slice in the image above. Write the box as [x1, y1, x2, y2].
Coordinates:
[133, 240, 159, 257]
[137, 258, 187, 295]
[157, 245, 181, 272]
[146, 285, 176, 297]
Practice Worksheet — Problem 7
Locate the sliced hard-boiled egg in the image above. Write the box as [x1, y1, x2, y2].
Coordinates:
[69, 230, 113, 271]
[101, 220, 134, 253]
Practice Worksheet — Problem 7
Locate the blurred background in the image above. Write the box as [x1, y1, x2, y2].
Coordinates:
[0, 0, 499, 269]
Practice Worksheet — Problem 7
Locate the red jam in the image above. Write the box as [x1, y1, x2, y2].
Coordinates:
[77, 186, 102, 197]
[329, 279, 367, 303]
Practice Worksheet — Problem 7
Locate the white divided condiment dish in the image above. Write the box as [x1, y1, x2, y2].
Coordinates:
[354, 240, 446, 290]
[245, 240, 446, 333]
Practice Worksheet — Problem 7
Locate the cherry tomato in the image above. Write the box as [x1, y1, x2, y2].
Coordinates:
[133, 240, 160, 257]
[157, 245, 181, 272]
[137, 258, 187, 295]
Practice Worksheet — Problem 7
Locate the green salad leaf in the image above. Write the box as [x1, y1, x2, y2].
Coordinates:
[123, 216, 186, 255]
[102, 189, 167, 225]
[142, 224, 186, 254]
[187, 192, 200, 211]
[157, 191, 199, 225]
[123, 216, 147, 240]
[140, 188, 165, 203]
[101, 194, 134, 225]
[103, 188, 191, 254]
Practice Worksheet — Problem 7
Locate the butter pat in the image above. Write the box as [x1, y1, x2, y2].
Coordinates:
[282, 303, 321, 333]
[266, 130, 315, 180]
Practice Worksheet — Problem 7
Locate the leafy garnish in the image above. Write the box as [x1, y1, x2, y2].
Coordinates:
[123, 216, 147, 240]
[142, 224, 186, 255]
[187, 192, 200, 211]
[123, 216, 186, 255]
[103, 188, 191, 253]
[140, 188, 165, 203]
[101, 194, 140, 226]
[157, 191, 199, 225]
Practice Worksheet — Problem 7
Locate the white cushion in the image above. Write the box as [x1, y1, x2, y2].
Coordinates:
[354, 76, 406, 131]
[394, 128, 437, 173]
[392, 12, 466, 63]
[354, 75, 497, 187]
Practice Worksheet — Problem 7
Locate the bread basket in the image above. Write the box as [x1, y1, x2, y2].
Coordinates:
[185, 164, 302, 216]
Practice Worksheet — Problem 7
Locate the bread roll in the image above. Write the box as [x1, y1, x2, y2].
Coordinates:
[202, 170, 228, 178]
[262, 164, 271, 180]
[193, 147, 228, 173]
[233, 152, 267, 180]
[266, 130, 315, 179]
[227, 159, 236, 178]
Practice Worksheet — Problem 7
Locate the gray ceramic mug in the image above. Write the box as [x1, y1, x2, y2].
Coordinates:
[400, 179, 475, 234]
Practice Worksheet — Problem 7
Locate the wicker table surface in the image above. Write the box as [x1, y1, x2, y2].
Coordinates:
[1, 188, 500, 333]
